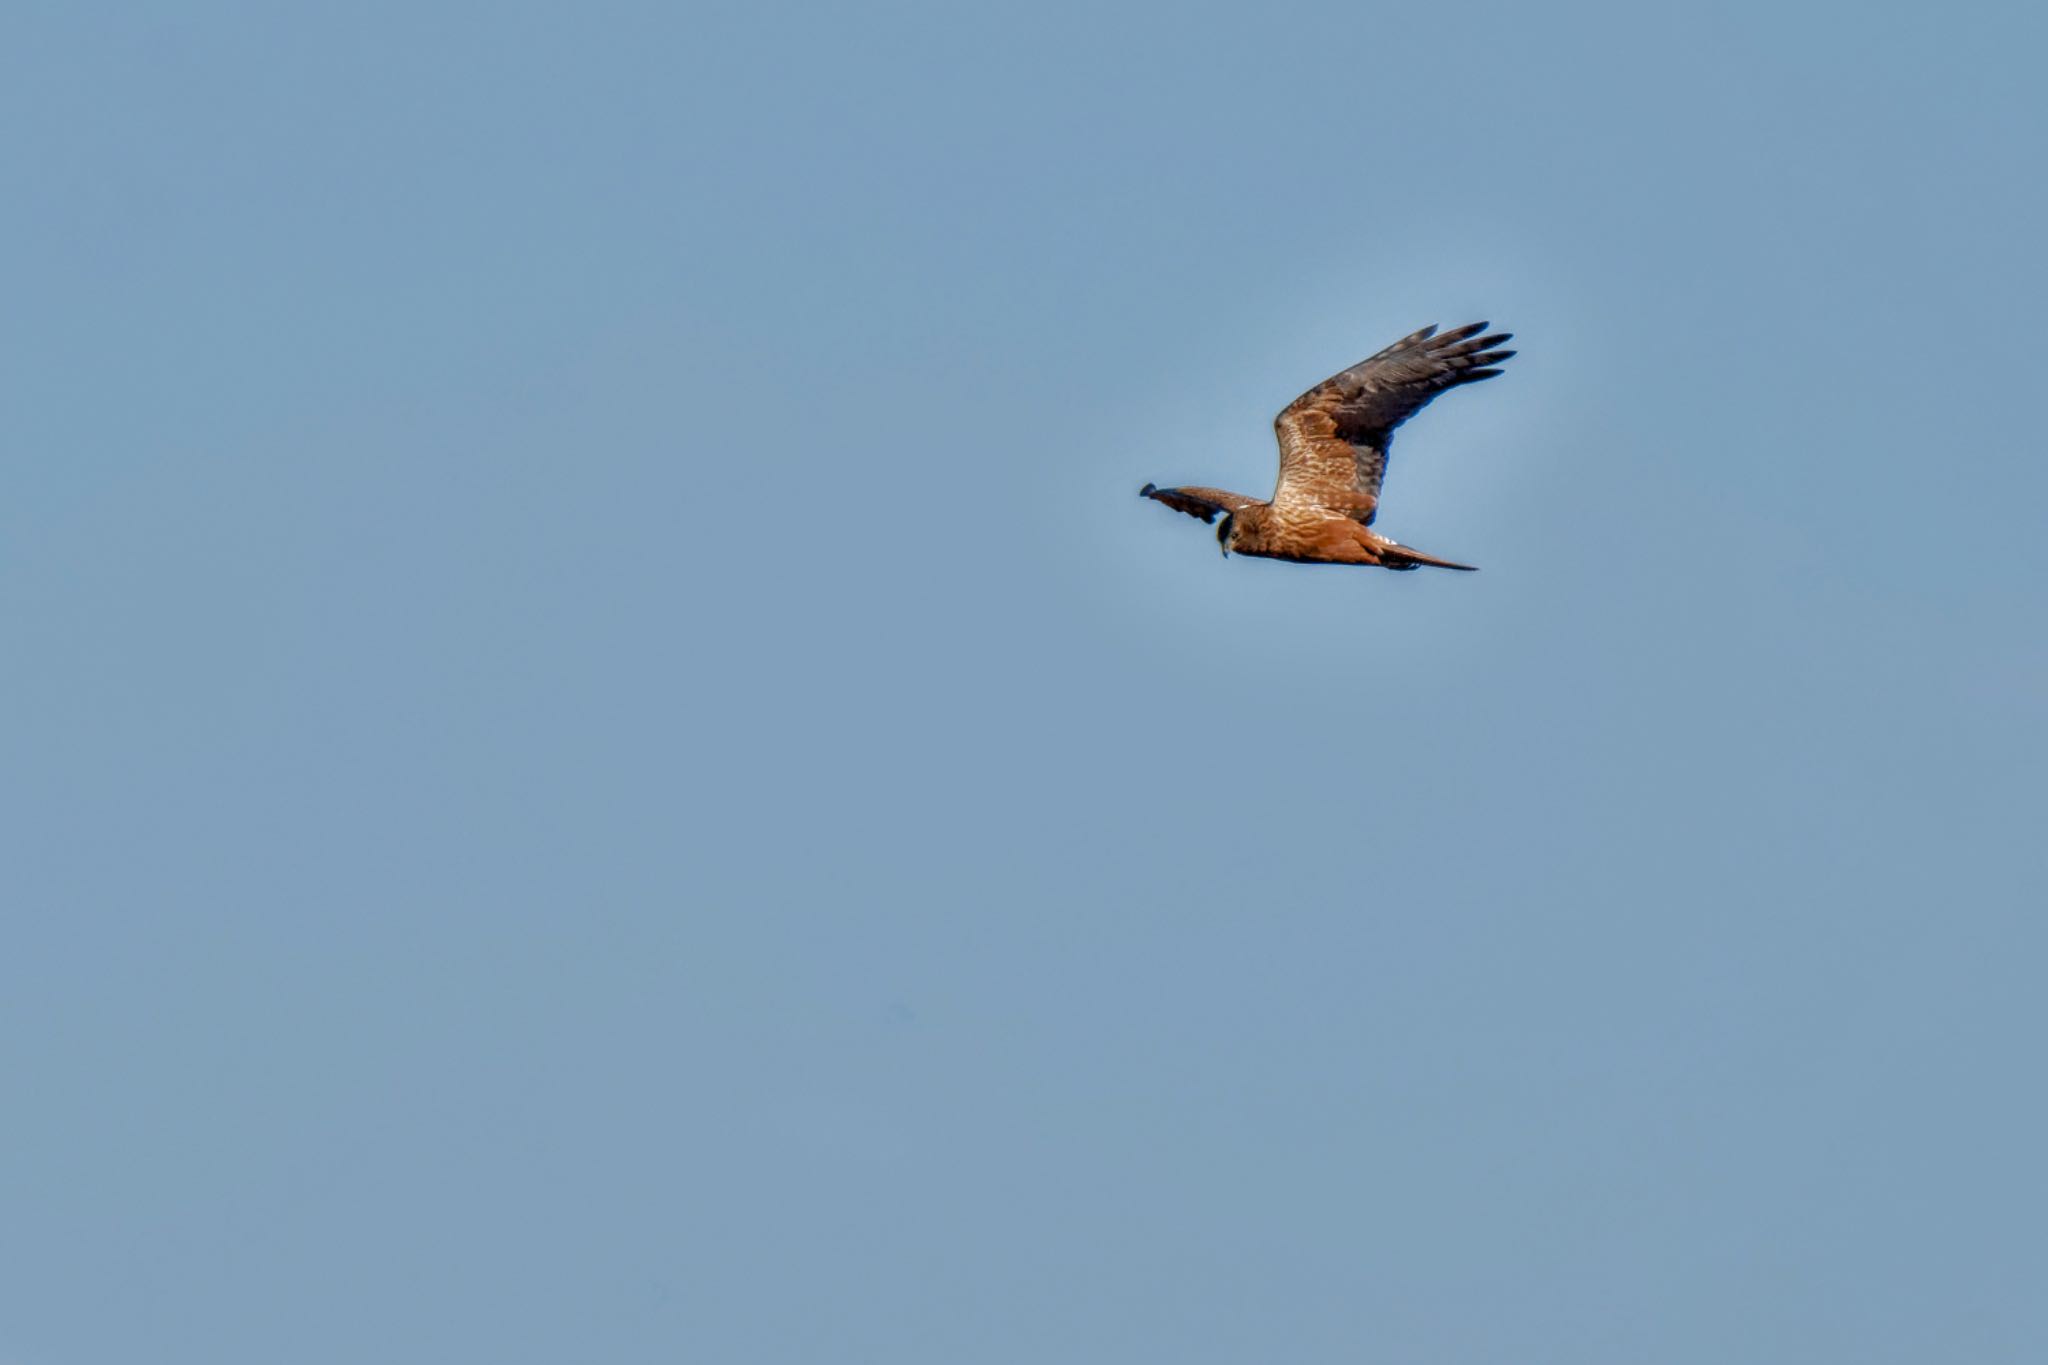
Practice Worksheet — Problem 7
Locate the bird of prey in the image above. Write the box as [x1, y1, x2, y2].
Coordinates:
[1140, 321, 1513, 570]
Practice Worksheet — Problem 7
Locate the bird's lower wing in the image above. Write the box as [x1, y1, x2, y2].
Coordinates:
[1139, 483, 1261, 524]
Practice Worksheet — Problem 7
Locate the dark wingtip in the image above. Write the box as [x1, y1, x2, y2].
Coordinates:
[1139, 482, 1157, 497]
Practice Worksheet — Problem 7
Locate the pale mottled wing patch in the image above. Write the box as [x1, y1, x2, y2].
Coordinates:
[1270, 322, 1513, 521]
[1273, 407, 1383, 521]
[1139, 483, 1262, 524]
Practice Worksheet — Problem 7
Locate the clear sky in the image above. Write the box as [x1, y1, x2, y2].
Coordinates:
[5, 2, 2047, 1361]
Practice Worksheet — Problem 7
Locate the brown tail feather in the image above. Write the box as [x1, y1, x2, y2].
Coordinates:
[1379, 541, 1478, 571]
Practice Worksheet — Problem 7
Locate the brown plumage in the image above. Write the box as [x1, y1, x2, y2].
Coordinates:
[1140, 321, 1513, 571]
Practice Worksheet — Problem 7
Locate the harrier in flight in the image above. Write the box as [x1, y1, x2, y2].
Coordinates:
[1141, 321, 1513, 571]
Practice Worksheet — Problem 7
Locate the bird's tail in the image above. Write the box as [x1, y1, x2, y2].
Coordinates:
[1379, 541, 1478, 571]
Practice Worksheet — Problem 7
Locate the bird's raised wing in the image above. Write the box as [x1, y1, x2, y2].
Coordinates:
[1139, 483, 1262, 524]
[1271, 322, 1513, 522]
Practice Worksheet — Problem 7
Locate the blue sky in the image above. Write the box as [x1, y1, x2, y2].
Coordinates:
[5, 2, 2047, 1361]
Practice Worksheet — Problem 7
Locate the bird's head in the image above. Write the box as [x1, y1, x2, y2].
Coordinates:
[1216, 512, 1236, 558]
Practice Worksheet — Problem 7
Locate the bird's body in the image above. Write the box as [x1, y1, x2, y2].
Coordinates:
[1141, 321, 1514, 571]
